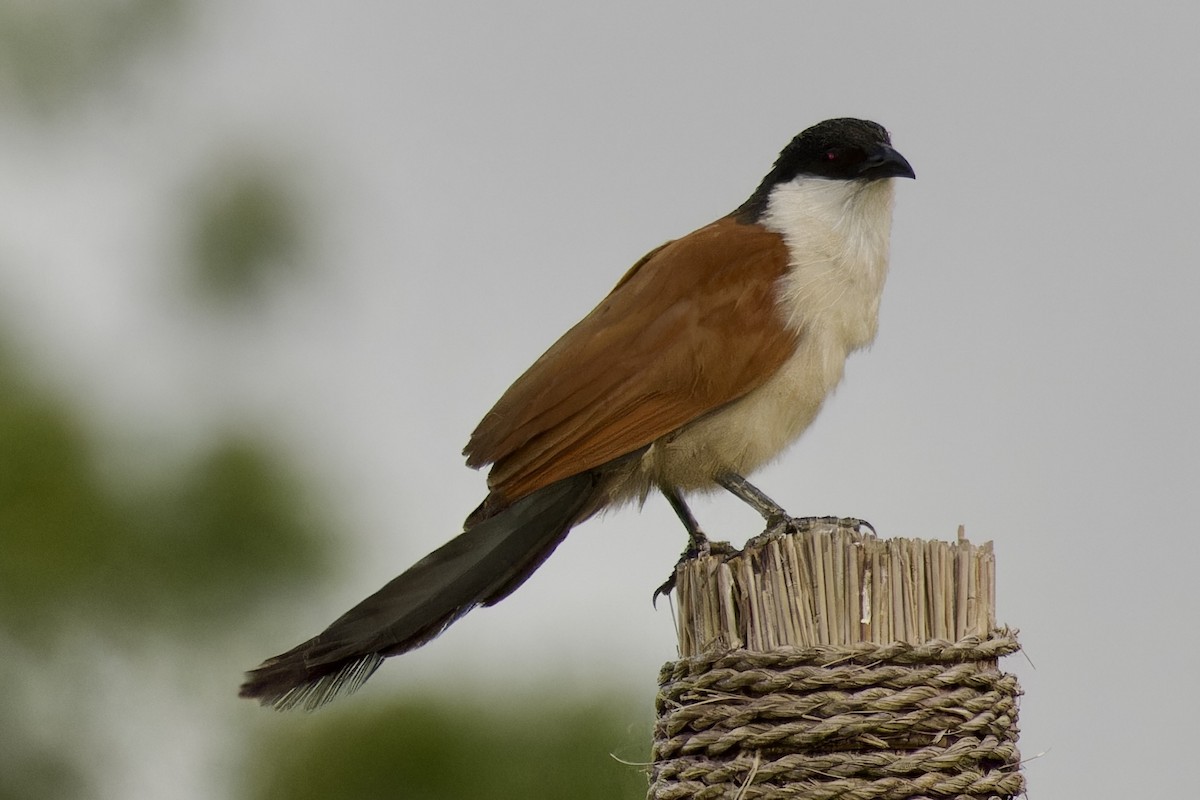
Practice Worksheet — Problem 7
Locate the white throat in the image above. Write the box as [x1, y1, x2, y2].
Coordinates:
[762, 176, 896, 351]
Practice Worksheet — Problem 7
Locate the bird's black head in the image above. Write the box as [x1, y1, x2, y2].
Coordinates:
[735, 118, 914, 222]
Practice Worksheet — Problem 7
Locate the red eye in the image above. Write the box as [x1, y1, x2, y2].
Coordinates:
[825, 149, 839, 161]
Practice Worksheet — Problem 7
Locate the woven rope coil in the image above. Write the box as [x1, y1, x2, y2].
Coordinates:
[648, 630, 1023, 800]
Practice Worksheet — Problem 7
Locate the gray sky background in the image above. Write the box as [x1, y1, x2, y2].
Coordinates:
[3, 2, 1198, 797]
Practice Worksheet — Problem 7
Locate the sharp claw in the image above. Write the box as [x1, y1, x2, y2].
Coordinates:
[785, 515, 875, 536]
[651, 531, 739, 607]
[651, 575, 675, 607]
[653, 533, 703, 606]
[654, 515, 875, 606]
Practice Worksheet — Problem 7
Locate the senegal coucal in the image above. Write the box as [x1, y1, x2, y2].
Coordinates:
[241, 117, 915, 709]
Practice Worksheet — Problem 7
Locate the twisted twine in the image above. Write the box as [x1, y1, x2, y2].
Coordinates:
[648, 631, 1023, 800]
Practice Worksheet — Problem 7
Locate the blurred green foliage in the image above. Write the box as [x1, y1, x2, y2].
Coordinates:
[0, 0, 182, 114]
[0, 350, 328, 645]
[0, 747, 82, 800]
[186, 159, 307, 300]
[0, 342, 330, 798]
[0, 362, 127, 637]
[248, 695, 651, 800]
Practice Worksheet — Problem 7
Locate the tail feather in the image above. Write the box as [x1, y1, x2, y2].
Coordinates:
[239, 472, 596, 710]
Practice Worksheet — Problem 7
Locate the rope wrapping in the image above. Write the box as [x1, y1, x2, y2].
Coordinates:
[648, 631, 1023, 800]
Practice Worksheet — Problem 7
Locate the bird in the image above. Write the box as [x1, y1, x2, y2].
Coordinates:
[240, 117, 915, 710]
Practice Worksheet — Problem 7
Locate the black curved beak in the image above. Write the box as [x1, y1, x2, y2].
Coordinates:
[859, 143, 916, 180]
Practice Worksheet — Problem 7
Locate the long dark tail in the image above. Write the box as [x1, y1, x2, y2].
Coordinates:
[239, 472, 596, 710]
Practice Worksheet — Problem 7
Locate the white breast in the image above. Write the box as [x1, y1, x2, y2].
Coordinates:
[638, 177, 897, 494]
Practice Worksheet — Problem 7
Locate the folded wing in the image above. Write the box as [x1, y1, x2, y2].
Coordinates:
[464, 216, 801, 503]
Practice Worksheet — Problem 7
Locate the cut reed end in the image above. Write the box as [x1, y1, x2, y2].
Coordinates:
[672, 517, 995, 657]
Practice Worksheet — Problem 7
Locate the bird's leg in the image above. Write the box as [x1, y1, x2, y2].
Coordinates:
[717, 473, 875, 538]
[653, 485, 735, 605]
[661, 484, 709, 553]
[716, 472, 790, 528]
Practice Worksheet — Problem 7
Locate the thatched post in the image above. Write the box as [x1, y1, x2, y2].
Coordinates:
[648, 518, 1024, 799]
